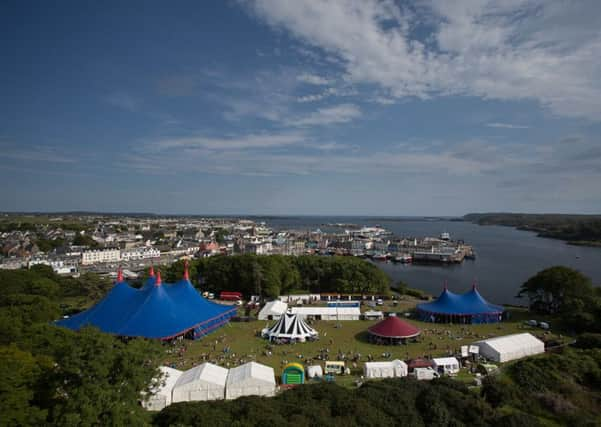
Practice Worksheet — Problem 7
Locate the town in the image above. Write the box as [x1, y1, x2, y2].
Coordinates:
[0, 214, 475, 275]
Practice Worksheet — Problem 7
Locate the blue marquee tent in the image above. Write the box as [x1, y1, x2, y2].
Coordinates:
[56, 267, 237, 339]
[416, 285, 504, 324]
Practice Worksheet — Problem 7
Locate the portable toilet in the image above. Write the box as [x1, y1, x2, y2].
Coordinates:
[282, 363, 305, 385]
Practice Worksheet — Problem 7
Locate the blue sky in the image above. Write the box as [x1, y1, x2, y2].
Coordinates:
[2, 0, 601, 215]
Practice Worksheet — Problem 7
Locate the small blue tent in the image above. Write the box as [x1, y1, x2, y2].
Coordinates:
[56, 267, 236, 339]
[416, 285, 503, 324]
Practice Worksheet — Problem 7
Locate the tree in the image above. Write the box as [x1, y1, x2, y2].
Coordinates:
[518, 266, 593, 314]
[0, 344, 49, 426]
[519, 266, 601, 332]
[26, 326, 161, 426]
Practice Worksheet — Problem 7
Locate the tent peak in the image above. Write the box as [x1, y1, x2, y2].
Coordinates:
[155, 270, 162, 286]
[149, 264, 155, 277]
[117, 266, 123, 283]
[183, 260, 189, 281]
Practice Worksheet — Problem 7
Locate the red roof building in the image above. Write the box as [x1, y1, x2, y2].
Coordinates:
[367, 315, 421, 344]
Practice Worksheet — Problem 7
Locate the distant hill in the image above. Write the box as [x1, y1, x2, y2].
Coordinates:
[464, 213, 601, 247]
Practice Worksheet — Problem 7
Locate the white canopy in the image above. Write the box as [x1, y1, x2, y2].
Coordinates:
[364, 359, 408, 378]
[262, 312, 318, 342]
[306, 365, 323, 378]
[225, 362, 276, 400]
[172, 362, 229, 403]
[258, 300, 288, 320]
[475, 333, 545, 363]
[363, 310, 384, 319]
[143, 366, 183, 411]
[290, 306, 361, 320]
[432, 357, 460, 374]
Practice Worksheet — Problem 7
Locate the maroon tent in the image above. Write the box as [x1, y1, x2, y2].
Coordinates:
[368, 315, 421, 343]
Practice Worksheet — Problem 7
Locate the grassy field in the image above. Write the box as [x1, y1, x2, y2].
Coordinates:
[162, 301, 566, 382]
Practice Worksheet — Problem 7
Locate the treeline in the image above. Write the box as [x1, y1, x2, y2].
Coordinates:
[464, 213, 601, 244]
[0, 266, 162, 425]
[163, 255, 391, 298]
[482, 347, 601, 425]
[155, 377, 499, 427]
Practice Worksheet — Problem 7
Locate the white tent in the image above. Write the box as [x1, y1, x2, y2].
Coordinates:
[306, 365, 323, 379]
[290, 306, 361, 320]
[225, 362, 276, 400]
[364, 359, 408, 378]
[171, 362, 229, 403]
[432, 357, 460, 375]
[363, 310, 384, 320]
[475, 333, 545, 363]
[262, 312, 318, 342]
[143, 366, 183, 411]
[258, 300, 288, 320]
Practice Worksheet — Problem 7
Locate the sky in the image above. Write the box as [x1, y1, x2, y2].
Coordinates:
[2, 0, 601, 216]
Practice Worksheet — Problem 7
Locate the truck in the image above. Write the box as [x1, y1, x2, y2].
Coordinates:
[220, 291, 242, 301]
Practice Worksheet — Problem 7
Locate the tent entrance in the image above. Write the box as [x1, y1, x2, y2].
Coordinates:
[285, 373, 302, 384]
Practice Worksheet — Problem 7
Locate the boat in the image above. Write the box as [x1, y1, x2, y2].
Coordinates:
[440, 232, 450, 241]
[372, 253, 388, 261]
[394, 254, 413, 263]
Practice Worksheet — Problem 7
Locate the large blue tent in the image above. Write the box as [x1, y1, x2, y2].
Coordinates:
[416, 285, 504, 324]
[56, 268, 237, 339]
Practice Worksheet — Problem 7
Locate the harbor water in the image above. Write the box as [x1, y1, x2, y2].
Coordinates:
[258, 216, 601, 305]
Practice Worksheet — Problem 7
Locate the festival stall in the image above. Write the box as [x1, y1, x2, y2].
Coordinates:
[171, 362, 228, 403]
[474, 333, 545, 362]
[363, 359, 408, 378]
[225, 362, 276, 400]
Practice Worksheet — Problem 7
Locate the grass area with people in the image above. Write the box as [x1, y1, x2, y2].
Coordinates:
[163, 303, 566, 378]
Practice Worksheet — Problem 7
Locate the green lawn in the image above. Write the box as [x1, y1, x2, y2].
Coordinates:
[162, 304, 567, 382]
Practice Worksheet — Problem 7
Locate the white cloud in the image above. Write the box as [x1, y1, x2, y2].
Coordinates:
[486, 122, 530, 129]
[151, 133, 306, 151]
[287, 103, 361, 126]
[247, 0, 601, 120]
[297, 72, 331, 85]
[0, 144, 76, 163]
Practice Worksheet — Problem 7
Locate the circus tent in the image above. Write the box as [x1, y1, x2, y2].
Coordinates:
[56, 264, 237, 340]
[261, 311, 318, 342]
[416, 284, 504, 324]
[367, 314, 421, 344]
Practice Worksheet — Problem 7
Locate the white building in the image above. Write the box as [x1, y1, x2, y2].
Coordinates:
[244, 241, 272, 255]
[364, 360, 408, 379]
[475, 333, 545, 363]
[81, 248, 120, 265]
[258, 300, 288, 320]
[120, 247, 160, 261]
[225, 362, 276, 400]
[172, 363, 228, 403]
[290, 306, 361, 321]
[143, 366, 183, 411]
[28, 259, 77, 275]
[432, 357, 460, 375]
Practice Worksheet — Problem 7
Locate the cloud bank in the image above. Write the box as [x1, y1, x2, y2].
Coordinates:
[246, 0, 601, 120]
